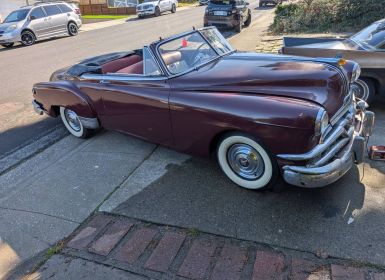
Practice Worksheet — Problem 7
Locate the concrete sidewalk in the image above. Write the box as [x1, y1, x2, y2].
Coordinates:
[0, 131, 188, 279]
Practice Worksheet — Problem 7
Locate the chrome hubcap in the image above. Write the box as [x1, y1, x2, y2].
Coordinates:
[227, 144, 264, 180]
[64, 109, 81, 132]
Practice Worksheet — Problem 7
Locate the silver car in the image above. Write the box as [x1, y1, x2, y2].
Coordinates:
[0, 2, 82, 48]
[136, 0, 178, 18]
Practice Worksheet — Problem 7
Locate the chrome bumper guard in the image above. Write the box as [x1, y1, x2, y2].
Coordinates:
[278, 101, 375, 188]
[32, 100, 44, 115]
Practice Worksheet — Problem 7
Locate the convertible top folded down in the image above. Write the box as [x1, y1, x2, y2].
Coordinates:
[66, 51, 140, 77]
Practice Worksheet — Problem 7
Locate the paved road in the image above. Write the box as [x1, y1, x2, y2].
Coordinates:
[0, 0, 266, 158]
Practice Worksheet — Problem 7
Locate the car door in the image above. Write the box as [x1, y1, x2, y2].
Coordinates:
[78, 49, 172, 145]
[159, 0, 169, 12]
[27, 7, 49, 38]
[42, 4, 67, 35]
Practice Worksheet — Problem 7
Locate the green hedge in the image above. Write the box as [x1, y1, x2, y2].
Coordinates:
[271, 0, 385, 34]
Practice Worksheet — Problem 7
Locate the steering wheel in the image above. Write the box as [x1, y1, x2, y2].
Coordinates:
[189, 43, 208, 66]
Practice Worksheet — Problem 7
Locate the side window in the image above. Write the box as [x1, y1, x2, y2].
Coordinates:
[143, 47, 162, 76]
[43, 5, 62, 16]
[30, 7, 46, 19]
[57, 4, 73, 13]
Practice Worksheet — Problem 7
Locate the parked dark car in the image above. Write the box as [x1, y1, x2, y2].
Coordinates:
[259, 0, 282, 7]
[281, 19, 385, 103]
[203, 0, 251, 32]
[32, 27, 374, 190]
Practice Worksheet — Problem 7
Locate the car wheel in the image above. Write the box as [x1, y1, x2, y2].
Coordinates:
[171, 4, 176, 13]
[235, 18, 242, 33]
[217, 133, 278, 190]
[68, 22, 79, 36]
[1, 43, 14, 48]
[244, 11, 251, 27]
[155, 6, 161, 16]
[353, 78, 375, 103]
[21, 30, 36, 46]
[60, 107, 90, 138]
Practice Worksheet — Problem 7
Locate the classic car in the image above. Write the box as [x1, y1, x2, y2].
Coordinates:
[281, 19, 385, 103]
[32, 27, 375, 190]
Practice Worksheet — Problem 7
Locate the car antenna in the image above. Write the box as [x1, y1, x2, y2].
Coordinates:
[192, 26, 196, 30]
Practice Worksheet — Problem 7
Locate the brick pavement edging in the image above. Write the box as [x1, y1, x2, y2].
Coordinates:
[63, 214, 385, 280]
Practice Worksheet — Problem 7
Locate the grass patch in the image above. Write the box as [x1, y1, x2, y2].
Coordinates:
[187, 228, 200, 237]
[178, 1, 198, 7]
[82, 15, 130, 20]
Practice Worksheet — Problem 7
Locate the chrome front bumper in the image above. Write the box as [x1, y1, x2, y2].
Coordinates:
[278, 101, 375, 188]
[32, 100, 44, 115]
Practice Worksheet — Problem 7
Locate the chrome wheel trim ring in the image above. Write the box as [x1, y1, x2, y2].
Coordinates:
[64, 109, 81, 132]
[352, 79, 370, 101]
[227, 144, 265, 181]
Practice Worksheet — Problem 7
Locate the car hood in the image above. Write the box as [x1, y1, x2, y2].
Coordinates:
[173, 52, 353, 118]
[0, 22, 19, 31]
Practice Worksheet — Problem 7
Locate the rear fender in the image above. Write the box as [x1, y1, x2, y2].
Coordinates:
[33, 81, 96, 119]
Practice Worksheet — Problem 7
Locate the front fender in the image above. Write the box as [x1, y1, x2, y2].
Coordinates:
[33, 81, 96, 118]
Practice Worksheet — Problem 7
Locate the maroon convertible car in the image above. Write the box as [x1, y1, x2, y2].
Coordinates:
[32, 27, 375, 189]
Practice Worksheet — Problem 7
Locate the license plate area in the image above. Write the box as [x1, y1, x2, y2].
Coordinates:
[213, 10, 228, 16]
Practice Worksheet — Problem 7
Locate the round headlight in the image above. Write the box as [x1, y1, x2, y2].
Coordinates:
[351, 63, 361, 83]
[315, 109, 329, 139]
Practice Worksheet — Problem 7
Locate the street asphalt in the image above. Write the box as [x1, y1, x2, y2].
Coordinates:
[0, 0, 268, 159]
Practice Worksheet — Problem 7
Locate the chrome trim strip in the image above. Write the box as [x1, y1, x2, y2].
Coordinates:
[78, 116, 99, 129]
[80, 73, 168, 82]
[32, 100, 44, 115]
[277, 111, 353, 161]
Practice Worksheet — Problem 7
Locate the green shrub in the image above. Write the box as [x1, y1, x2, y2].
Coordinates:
[271, 0, 385, 34]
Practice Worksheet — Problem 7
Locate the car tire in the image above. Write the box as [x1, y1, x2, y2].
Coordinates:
[171, 4, 176, 13]
[60, 107, 91, 138]
[244, 11, 251, 27]
[155, 6, 161, 16]
[68, 22, 79, 36]
[353, 78, 375, 104]
[20, 30, 36, 46]
[235, 18, 242, 33]
[1, 43, 14, 48]
[217, 133, 278, 190]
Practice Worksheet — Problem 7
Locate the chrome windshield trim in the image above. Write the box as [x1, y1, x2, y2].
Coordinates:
[154, 27, 235, 78]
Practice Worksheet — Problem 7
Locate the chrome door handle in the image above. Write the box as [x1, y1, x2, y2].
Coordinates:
[100, 80, 110, 84]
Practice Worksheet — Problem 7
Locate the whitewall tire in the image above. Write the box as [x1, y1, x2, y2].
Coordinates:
[60, 107, 89, 138]
[217, 134, 277, 190]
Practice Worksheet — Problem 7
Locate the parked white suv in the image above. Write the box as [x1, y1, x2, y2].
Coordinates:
[136, 0, 178, 18]
[0, 2, 82, 48]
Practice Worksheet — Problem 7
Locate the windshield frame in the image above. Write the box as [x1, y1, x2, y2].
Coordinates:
[4, 8, 31, 23]
[154, 27, 235, 77]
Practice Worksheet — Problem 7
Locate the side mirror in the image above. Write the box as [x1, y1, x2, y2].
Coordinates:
[29, 15, 37, 20]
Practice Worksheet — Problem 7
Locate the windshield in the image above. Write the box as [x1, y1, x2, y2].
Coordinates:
[350, 20, 385, 50]
[4, 9, 30, 23]
[143, 0, 157, 3]
[158, 28, 234, 75]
